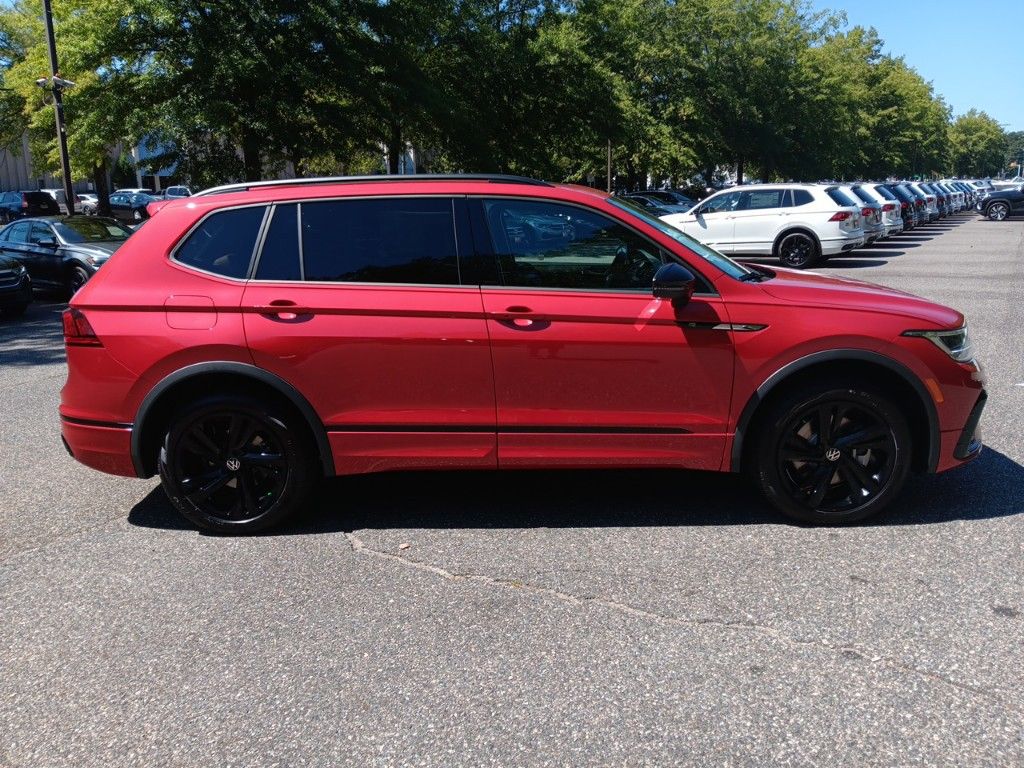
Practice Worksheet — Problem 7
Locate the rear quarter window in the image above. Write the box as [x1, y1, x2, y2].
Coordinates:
[173, 206, 267, 279]
[826, 188, 858, 207]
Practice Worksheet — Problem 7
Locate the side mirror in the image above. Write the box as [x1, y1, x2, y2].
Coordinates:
[652, 262, 696, 305]
[37, 237, 58, 249]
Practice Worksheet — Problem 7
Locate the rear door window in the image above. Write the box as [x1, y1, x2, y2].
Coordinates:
[174, 206, 268, 279]
[255, 204, 301, 281]
[6, 222, 30, 243]
[301, 197, 460, 285]
[737, 190, 784, 210]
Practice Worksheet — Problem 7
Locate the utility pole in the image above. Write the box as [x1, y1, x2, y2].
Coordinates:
[606, 139, 612, 193]
[41, 0, 75, 215]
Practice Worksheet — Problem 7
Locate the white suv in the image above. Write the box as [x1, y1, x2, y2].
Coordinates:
[660, 184, 865, 269]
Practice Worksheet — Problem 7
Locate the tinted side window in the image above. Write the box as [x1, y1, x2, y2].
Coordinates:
[255, 204, 301, 281]
[174, 206, 267, 279]
[7, 222, 30, 243]
[302, 198, 459, 285]
[826, 188, 858, 206]
[29, 222, 54, 244]
[482, 199, 667, 291]
[791, 190, 814, 206]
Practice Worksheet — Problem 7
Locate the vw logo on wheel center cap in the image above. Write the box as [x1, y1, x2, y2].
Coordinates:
[225, 457, 242, 471]
[825, 448, 841, 462]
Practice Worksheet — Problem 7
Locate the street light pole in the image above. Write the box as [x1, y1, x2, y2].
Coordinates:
[41, 0, 75, 215]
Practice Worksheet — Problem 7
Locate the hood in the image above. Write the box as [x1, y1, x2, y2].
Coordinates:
[69, 241, 123, 260]
[758, 267, 963, 329]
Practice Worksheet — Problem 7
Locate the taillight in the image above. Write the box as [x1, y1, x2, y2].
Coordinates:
[861, 207, 873, 217]
[882, 203, 896, 212]
[829, 211, 853, 222]
[915, 199, 924, 207]
[900, 201, 909, 210]
[21, 194, 28, 209]
[62, 308, 102, 347]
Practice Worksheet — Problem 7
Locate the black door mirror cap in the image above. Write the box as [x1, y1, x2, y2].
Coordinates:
[652, 262, 696, 306]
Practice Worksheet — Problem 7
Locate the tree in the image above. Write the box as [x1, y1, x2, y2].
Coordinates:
[948, 110, 1006, 177]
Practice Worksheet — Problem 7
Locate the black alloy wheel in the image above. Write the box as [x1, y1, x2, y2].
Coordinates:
[776, 232, 818, 269]
[751, 382, 910, 524]
[987, 202, 1009, 222]
[158, 394, 315, 533]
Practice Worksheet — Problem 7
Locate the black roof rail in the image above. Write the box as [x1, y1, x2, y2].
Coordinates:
[194, 173, 553, 197]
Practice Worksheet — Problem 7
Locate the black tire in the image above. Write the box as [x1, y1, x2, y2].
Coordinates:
[749, 380, 911, 525]
[66, 265, 91, 297]
[158, 394, 316, 534]
[775, 231, 819, 269]
[987, 202, 1009, 222]
[1, 303, 28, 318]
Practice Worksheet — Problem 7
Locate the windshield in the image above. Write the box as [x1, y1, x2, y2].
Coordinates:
[608, 197, 753, 279]
[55, 217, 133, 243]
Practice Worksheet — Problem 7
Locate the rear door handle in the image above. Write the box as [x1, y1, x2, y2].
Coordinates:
[254, 300, 313, 320]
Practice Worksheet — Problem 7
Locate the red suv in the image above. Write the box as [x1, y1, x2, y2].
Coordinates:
[60, 175, 986, 533]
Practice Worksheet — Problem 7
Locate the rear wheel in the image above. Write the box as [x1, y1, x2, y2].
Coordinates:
[750, 381, 911, 524]
[775, 232, 819, 269]
[987, 202, 1009, 221]
[158, 394, 316, 534]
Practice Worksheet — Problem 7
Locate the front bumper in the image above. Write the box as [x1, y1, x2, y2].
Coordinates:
[0, 273, 32, 307]
[953, 389, 986, 460]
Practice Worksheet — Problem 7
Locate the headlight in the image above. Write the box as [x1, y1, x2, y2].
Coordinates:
[902, 325, 975, 363]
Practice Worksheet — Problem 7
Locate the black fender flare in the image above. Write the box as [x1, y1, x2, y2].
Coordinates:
[730, 349, 940, 473]
[131, 361, 334, 478]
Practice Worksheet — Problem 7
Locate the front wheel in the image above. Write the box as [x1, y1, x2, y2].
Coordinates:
[750, 382, 911, 524]
[66, 265, 91, 297]
[987, 202, 1009, 221]
[775, 232, 819, 269]
[158, 394, 316, 533]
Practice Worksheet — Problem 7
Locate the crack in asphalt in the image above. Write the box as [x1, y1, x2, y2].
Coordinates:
[343, 531, 1022, 718]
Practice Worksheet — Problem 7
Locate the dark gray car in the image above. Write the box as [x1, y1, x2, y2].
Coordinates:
[0, 216, 134, 296]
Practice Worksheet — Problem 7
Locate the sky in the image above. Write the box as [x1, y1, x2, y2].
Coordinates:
[809, 0, 1024, 133]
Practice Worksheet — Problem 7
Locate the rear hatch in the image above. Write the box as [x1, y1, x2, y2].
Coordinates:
[24, 191, 60, 215]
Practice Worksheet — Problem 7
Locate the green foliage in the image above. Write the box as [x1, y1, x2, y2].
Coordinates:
[0, 0, 1010, 189]
[948, 110, 1007, 177]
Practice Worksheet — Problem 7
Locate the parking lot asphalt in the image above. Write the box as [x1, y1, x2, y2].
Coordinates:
[1, 213, 1022, 766]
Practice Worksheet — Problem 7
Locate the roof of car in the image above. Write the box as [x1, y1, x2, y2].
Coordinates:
[149, 176, 612, 219]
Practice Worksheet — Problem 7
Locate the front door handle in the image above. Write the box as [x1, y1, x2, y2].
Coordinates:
[491, 305, 546, 328]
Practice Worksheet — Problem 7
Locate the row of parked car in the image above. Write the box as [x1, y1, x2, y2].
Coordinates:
[612, 179, 990, 269]
[0, 186, 192, 226]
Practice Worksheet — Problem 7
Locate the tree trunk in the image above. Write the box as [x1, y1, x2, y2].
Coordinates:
[736, 157, 745, 185]
[387, 122, 402, 174]
[93, 160, 111, 217]
[241, 129, 263, 181]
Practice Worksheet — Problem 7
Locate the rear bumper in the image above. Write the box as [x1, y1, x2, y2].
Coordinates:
[60, 417, 138, 477]
[820, 233, 866, 255]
